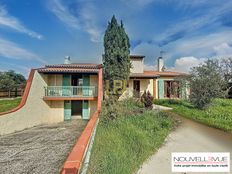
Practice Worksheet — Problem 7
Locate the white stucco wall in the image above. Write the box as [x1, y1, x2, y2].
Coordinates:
[90, 75, 98, 86]
[119, 79, 153, 100]
[89, 100, 97, 117]
[140, 79, 153, 95]
[131, 59, 144, 73]
[50, 101, 64, 122]
[0, 71, 64, 135]
[48, 74, 63, 86]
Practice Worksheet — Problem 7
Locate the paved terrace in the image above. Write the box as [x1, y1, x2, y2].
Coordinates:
[0, 119, 87, 174]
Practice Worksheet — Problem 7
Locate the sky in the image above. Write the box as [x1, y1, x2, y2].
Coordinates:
[1, 0, 232, 77]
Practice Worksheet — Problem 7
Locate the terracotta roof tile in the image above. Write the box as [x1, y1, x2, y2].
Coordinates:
[144, 70, 187, 77]
[37, 63, 102, 73]
[45, 63, 102, 69]
[130, 73, 159, 78]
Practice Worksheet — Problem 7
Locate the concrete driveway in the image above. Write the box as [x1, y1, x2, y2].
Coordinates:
[0, 119, 87, 174]
[137, 112, 232, 174]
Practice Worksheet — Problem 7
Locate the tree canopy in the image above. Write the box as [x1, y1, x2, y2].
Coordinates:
[0, 70, 26, 91]
[103, 15, 131, 84]
[188, 59, 226, 109]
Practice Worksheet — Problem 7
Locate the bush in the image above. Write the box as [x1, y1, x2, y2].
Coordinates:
[188, 59, 226, 109]
[141, 90, 154, 109]
[102, 98, 144, 123]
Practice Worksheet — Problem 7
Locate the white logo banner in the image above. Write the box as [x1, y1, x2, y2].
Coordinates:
[172, 152, 230, 172]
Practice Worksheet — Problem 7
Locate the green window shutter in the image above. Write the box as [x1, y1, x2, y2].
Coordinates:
[82, 101, 90, 119]
[158, 80, 164, 99]
[181, 83, 187, 99]
[64, 101, 71, 120]
[83, 75, 90, 96]
[62, 75, 71, 96]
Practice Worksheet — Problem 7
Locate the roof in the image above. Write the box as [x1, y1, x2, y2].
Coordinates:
[130, 73, 159, 79]
[129, 55, 145, 59]
[144, 70, 187, 77]
[37, 63, 102, 73]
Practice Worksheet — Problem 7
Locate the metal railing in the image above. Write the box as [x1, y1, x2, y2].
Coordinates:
[44, 86, 97, 97]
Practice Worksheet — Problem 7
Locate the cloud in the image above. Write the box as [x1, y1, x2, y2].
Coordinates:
[157, 1, 232, 46]
[0, 38, 46, 64]
[158, 31, 186, 47]
[162, 30, 232, 62]
[169, 56, 206, 73]
[48, 0, 102, 42]
[213, 43, 232, 58]
[79, 2, 103, 42]
[0, 5, 44, 39]
[0, 61, 30, 76]
[144, 63, 156, 71]
[48, 0, 79, 29]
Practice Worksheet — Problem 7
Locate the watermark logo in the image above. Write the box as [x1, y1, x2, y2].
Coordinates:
[105, 80, 127, 95]
[172, 152, 230, 172]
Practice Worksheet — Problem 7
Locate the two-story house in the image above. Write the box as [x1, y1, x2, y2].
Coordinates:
[0, 56, 103, 135]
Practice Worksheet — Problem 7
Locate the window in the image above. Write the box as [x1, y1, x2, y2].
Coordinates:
[164, 81, 180, 98]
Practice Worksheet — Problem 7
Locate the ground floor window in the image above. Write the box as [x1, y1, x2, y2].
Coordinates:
[164, 81, 180, 98]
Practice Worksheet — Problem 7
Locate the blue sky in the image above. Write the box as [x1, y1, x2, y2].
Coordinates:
[1, 0, 232, 76]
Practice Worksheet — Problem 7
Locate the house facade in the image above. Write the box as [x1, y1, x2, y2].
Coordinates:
[0, 57, 103, 135]
[121, 55, 189, 99]
[0, 54, 189, 135]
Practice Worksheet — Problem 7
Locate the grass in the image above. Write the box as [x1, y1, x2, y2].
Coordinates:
[0, 98, 21, 113]
[154, 98, 232, 132]
[88, 99, 174, 174]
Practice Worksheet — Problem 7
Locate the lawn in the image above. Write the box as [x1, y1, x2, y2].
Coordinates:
[88, 99, 174, 174]
[0, 98, 21, 113]
[154, 98, 232, 132]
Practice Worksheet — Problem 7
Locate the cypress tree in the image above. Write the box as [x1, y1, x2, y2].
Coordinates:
[103, 15, 131, 96]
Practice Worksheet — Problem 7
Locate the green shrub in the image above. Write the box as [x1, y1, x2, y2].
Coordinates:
[141, 90, 154, 109]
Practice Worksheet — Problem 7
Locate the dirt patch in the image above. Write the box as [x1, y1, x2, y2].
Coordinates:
[0, 119, 87, 174]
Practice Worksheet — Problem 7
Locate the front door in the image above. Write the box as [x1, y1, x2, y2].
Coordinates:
[71, 101, 82, 116]
[133, 80, 140, 98]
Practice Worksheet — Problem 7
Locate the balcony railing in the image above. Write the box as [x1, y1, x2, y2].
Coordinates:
[44, 86, 97, 98]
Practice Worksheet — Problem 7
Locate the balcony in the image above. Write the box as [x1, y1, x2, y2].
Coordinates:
[44, 86, 97, 100]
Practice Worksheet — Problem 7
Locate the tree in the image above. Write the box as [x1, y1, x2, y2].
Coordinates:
[220, 58, 232, 97]
[103, 15, 131, 98]
[0, 70, 26, 91]
[188, 59, 226, 109]
[221, 57, 232, 83]
[0, 73, 15, 91]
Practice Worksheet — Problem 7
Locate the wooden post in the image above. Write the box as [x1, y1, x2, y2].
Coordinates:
[153, 79, 156, 99]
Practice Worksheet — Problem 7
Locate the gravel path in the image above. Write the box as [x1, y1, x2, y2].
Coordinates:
[0, 120, 87, 174]
[137, 112, 232, 174]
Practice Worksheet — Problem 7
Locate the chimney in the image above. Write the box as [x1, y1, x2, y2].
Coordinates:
[64, 56, 71, 64]
[157, 57, 164, 72]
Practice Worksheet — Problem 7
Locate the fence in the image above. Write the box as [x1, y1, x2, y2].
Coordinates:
[0, 89, 24, 98]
